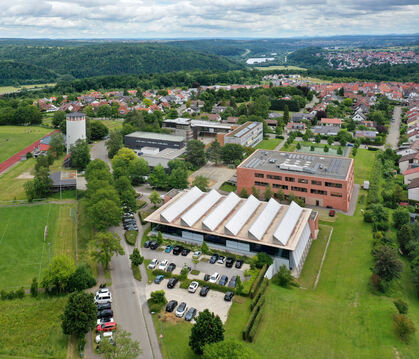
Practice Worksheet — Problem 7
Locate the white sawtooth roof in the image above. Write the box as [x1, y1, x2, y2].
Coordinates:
[181, 189, 222, 227]
[202, 192, 241, 231]
[160, 186, 203, 223]
[248, 198, 281, 241]
[225, 195, 260, 236]
[273, 201, 303, 246]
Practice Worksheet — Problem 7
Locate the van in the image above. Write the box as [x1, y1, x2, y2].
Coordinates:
[95, 292, 112, 304]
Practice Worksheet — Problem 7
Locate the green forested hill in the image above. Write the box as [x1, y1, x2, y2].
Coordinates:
[0, 60, 57, 85]
[0, 43, 242, 85]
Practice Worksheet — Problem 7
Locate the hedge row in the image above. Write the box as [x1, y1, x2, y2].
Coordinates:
[250, 279, 268, 311]
[248, 307, 264, 342]
[138, 211, 150, 225]
[125, 230, 138, 246]
[131, 264, 142, 281]
[249, 264, 268, 298]
[1, 288, 25, 300]
[367, 156, 382, 205]
[242, 296, 265, 341]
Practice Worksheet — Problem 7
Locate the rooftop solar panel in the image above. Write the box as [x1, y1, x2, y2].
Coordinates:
[181, 189, 222, 227]
[273, 201, 303, 246]
[202, 192, 241, 231]
[248, 198, 281, 240]
[160, 186, 203, 223]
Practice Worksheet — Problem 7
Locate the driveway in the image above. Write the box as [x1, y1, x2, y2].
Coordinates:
[142, 247, 248, 281]
[386, 106, 402, 149]
[146, 282, 233, 323]
[90, 140, 112, 169]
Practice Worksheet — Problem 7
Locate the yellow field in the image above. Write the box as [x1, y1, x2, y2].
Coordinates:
[255, 65, 307, 71]
[0, 83, 56, 95]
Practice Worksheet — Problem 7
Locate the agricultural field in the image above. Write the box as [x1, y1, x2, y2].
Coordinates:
[96, 119, 124, 131]
[0, 296, 68, 359]
[255, 65, 307, 71]
[0, 126, 51, 163]
[0, 83, 55, 95]
[0, 203, 76, 289]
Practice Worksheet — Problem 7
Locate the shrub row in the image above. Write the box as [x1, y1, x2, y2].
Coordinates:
[250, 279, 268, 311]
[367, 156, 382, 205]
[242, 296, 265, 341]
[249, 264, 268, 298]
[131, 264, 142, 281]
[147, 298, 166, 313]
[248, 307, 264, 342]
[138, 211, 149, 225]
[125, 230, 138, 245]
[1, 288, 25, 300]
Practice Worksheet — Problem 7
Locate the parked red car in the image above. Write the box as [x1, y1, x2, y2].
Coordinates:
[329, 209, 336, 217]
[96, 321, 117, 332]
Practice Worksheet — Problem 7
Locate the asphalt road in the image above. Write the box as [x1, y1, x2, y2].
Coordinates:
[90, 140, 112, 168]
[386, 106, 402, 149]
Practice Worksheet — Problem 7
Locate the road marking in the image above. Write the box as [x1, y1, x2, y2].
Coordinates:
[314, 227, 333, 289]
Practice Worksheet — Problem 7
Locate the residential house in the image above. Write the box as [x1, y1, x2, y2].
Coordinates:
[352, 111, 367, 122]
[286, 122, 306, 134]
[408, 178, 419, 202]
[320, 118, 343, 127]
[355, 130, 377, 139]
[399, 152, 419, 173]
[403, 166, 419, 185]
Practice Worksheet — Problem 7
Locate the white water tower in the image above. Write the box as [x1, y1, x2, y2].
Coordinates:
[66, 112, 86, 153]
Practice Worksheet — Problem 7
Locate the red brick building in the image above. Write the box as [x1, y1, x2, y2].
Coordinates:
[237, 150, 354, 212]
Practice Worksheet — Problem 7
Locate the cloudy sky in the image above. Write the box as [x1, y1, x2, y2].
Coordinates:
[1, 0, 418, 38]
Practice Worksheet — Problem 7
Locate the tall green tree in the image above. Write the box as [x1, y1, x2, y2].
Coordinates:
[90, 120, 109, 140]
[283, 105, 289, 123]
[61, 292, 97, 339]
[49, 133, 66, 159]
[52, 111, 66, 129]
[372, 246, 403, 283]
[192, 175, 210, 192]
[189, 309, 224, 354]
[203, 340, 261, 359]
[149, 190, 162, 207]
[70, 139, 91, 171]
[106, 130, 123, 159]
[91, 232, 125, 270]
[168, 167, 189, 189]
[129, 157, 150, 185]
[41, 256, 76, 294]
[206, 140, 222, 164]
[185, 140, 206, 168]
[148, 164, 169, 189]
[100, 329, 142, 359]
[393, 207, 410, 230]
[221, 143, 244, 165]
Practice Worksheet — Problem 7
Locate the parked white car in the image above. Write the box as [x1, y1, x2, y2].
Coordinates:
[95, 331, 114, 344]
[97, 317, 114, 325]
[209, 272, 220, 283]
[175, 302, 187, 318]
[148, 258, 158, 269]
[158, 260, 169, 271]
[188, 281, 199, 293]
[95, 288, 110, 297]
[192, 250, 202, 259]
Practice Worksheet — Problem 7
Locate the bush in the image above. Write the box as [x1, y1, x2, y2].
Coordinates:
[30, 277, 38, 297]
[191, 270, 200, 275]
[394, 299, 408, 314]
[132, 264, 142, 281]
[250, 280, 268, 310]
[68, 263, 96, 292]
[242, 297, 265, 341]
[248, 308, 264, 342]
[150, 290, 167, 304]
[370, 273, 386, 293]
[272, 265, 298, 288]
[125, 230, 138, 245]
[180, 279, 192, 289]
[393, 314, 416, 342]
[147, 299, 166, 313]
[16, 287, 25, 298]
[252, 253, 273, 269]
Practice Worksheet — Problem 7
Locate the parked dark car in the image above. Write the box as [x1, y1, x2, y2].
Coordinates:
[165, 300, 178, 312]
[219, 275, 228, 286]
[144, 240, 151, 248]
[235, 260, 244, 269]
[167, 263, 176, 273]
[228, 276, 237, 288]
[329, 209, 336, 217]
[225, 257, 235, 268]
[199, 286, 210, 297]
[167, 278, 179, 289]
[149, 241, 159, 250]
[181, 248, 191, 256]
[209, 254, 219, 264]
[185, 307, 197, 322]
[97, 309, 113, 319]
[224, 291, 234, 301]
[172, 245, 184, 255]
[154, 275, 164, 284]
[203, 274, 211, 281]
[96, 302, 112, 311]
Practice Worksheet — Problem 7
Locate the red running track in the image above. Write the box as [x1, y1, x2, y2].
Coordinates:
[0, 130, 59, 174]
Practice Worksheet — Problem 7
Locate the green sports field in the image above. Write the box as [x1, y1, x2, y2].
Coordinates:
[0, 126, 51, 163]
[0, 203, 76, 289]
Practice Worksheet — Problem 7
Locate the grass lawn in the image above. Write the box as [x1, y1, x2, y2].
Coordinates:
[94, 119, 123, 131]
[0, 126, 51, 163]
[0, 203, 76, 289]
[0, 296, 68, 359]
[0, 83, 55, 95]
[255, 139, 281, 150]
[0, 158, 36, 201]
[352, 148, 377, 185]
[219, 182, 236, 192]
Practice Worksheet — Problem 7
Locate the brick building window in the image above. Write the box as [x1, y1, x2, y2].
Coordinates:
[267, 174, 282, 180]
[285, 177, 295, 182]
[331, 192, 343, 197]
[273, 184, 288, 190]
[298, 178, 308, 184]
[325, 182, 343, 188]
[311, 189, 327, 195]
[254, 173, 264, 178]
[291, 186, 308, 193]
[311, 180, 322, 186]
[255, 181, 268, 187]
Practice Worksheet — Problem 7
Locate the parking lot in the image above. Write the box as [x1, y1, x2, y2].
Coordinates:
[141, 246, 249, 281]
[146, 281, 232, 323]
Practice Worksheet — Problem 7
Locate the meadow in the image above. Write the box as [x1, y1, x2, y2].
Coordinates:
[255, 65, 307, 71]
[0, 126, 51, 163]
[0, 203, 76, 289]
[0, 83, 55, 95]
[255, 138, 282, 150]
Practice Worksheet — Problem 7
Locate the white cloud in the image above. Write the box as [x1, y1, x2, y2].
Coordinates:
[0, 0, 417, 38]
